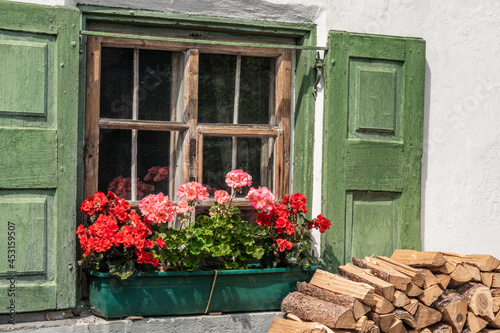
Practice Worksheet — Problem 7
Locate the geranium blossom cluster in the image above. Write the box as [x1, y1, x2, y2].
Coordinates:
[255, 191, 331, 253]
[245, 186, 275, 212]
[139, 192, 176, 224]
[225, 169, 252, 189]
[77, 191, 158, 266]
[177, 182, 209, 202]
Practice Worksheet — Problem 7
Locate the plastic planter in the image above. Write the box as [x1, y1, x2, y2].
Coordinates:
[87, 266, 318, 318]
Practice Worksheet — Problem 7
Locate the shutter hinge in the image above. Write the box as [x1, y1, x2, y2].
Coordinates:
[313, 51, 324, 99]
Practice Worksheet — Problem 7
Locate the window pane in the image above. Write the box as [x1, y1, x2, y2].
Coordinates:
[202, 136, 274, 196]
[139, 50, 172, 121]
[198, 54, 236, 123]
[98, 129, 132, 199]
[239, 56, 274, 124]
[100, 48, 133, 119]
[137, 131, 171, 198]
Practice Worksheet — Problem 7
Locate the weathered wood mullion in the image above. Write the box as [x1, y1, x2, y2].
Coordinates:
[232, 55, 241, 171]
[198, 124, 281, 137]
[275, 49, 292, 198]
[99, 119, 189, 131]
[84, 35, 102, 198]
[131, 48, 139, 201]
[183, 49, 199, 183]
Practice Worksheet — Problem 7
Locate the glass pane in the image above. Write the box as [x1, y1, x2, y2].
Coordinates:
[100, 48, 133, 119]
[137, 131, 171, 198]
[98, 129, 132, 199]
[203, 136, 274, 197]
[139, 50, 172, 121]
[198, 54, 236, 123]
[239, 56, 274, 124]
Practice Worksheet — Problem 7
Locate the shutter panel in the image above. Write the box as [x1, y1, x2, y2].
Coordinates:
[0, 2, 79, 312]
[321, 31, 425, 268]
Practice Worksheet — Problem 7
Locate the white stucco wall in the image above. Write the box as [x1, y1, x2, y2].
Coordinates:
[11, 0, 500, 258]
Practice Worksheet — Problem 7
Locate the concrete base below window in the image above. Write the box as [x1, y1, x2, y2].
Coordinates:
[0, 311, 282, 332]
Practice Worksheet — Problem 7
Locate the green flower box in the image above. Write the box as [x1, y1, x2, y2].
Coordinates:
[87, 266, 318, 318]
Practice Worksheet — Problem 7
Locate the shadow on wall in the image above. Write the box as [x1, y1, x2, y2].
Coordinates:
[75, 0, 323, 23]
[420, 60, 431, 251]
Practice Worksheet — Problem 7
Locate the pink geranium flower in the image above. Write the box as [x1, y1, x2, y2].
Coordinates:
[139, 193, 176, 224]
[214, 190, 232, 205]
[225, 169, 252, 189]
[176, 200, 193, 214]
[245, 186, 275, 212]
[177, 182, 209, 202]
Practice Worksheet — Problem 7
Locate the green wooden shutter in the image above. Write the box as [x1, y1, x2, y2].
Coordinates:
[321, 31, 425, 269]
[0, 2, 79, 312]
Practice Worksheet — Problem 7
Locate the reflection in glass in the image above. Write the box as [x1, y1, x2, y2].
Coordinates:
[198, 54, 236, 123]
[98, 129, 132, 199]
[239, 56, 273, 124]
[100, 48, 133, 119]
[137, 131, 171, 197]
[203, 136, 273, 197]
[139, 50, 172, 121]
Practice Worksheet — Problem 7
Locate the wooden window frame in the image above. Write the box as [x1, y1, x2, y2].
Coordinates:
[84, 35, 291, 206]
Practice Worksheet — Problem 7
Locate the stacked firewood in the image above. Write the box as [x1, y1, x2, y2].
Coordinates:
[268, 250, 500, 333]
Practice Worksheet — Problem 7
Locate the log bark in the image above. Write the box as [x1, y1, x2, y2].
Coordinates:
[393, 309, 417, 328]
[296, 282, 371, 320]
[391, 249, 447, 268]
[427, 322, 453, 333]
[281, 292, 356, 329]
[415, 303, 443, 329]
[310, 269, 376, 306]
[353, 257, 411, 291]
[339, 263, 396, 302]
[433, 290, 468, 333]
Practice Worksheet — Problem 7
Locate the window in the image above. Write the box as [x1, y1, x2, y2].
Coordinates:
[84, 35, 291, 210]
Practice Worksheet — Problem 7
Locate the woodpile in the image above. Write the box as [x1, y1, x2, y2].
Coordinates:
[268, 249, 500, 333]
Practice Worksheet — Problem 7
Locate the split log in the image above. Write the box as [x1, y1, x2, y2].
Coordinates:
[433, 290, 468, 333]
[338, 263, 396, 302]
[492, 274, 500, 288]
[371, 293, 395, 314]
[296, 282, 370, 320]
[492, 296, 500, 313]
[419, 284, 444, 306]
[393, 309, 417, 328]
[281, 292, 356, 329]
[391, 249, 447, 268]
[467, 311, 488, 333]
[370, 325, 381, 333]
[356, 316, 370, 333]
[310, 270, 376, 306]
[415, 303, 443, 329]
[405, 282, 424, 297]
[456, 283, 494, 321]
[393, 290, 411, 307]
[368, 312, 395, 333]
[430, 259, 458, 275]
[376, 256, 426, 287]
[268, 317, 340, 333]
[437, 274, 452, 290]
[464, 264, 482, 282]
[448, 264, 473, 288]
[427, 322, 453, 333]
[492, 289, 500, 297]
[387, 318, 403, 333]
[353, 257, 411, 291]
[442, 253, 500, 272]
[423, 270, 441, 289]
[404, 298, 420, 315]
[482, 273, 494, 288]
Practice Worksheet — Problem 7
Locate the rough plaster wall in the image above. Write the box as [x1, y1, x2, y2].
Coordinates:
[11, 0, 500, 258]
